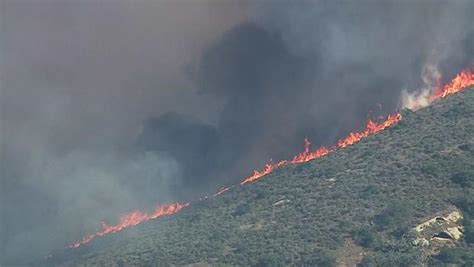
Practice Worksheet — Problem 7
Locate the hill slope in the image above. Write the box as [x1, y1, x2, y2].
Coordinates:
[49, 87, 474, 266]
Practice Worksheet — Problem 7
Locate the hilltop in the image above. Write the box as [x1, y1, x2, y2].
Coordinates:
[47, 87, 474, 266]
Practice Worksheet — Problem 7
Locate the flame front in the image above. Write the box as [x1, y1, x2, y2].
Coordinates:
[70, 202, 189, 248]
[290, 138, 331, 163]
[240, 113, 401, 185]
[431, 68, 474, 100]
[70, 67, 473, 249]
[239, 68, 474, 186]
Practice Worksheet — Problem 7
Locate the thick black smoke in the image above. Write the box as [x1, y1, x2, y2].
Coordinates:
[136, 112, 219, 194]
[142, 0, 474, 188]
[140, 23, 325, 189]
[1, 0, 473, 264]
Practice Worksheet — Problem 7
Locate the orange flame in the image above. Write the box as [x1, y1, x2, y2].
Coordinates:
[337, 113, 402, 148]
[290, 138, 331, 163]
[70, 202, 189, 248]
[240, 113, 401, 185]
[239, 163, 277, 185]
[431, 68, 474, 100]
[70, 67, 473, 249]
[239, 68, 473, 185]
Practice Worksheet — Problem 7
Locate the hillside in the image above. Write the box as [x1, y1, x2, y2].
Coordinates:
[47, 87, 474, 266]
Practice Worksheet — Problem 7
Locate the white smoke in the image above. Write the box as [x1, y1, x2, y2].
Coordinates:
[401, 63, 441, 110]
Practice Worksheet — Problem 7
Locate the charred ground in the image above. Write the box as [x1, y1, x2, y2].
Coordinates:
[45, 88, 474, 266]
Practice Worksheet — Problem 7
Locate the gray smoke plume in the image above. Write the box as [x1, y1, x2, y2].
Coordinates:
[1, 0, 473, 264]
[0, 0, 246, 263]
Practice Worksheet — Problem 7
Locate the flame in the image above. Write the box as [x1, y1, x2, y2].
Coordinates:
[337, 113, 402, 148]
[240, 113, 402, 185]
[239, 67, 473, 186]
[239, 163, 276, 185]
[70, 202, 189, 248]
[290, 138, 331, 163]
[431, 68, 474, 100]
[70, 67, 473, 249]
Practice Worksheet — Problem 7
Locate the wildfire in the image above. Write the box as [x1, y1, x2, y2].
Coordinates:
[337, 113, 402, 148]
[431, 68, 474, 100]
[70, 67, 473, 249]
[290, 138, 331, 163]
[70, 202, 189, 248]
[239, 68, 474, 186]
[240, 113, 402, 185]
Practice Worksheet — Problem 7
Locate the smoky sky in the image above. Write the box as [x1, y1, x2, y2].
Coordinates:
[1, 0, 474, 264]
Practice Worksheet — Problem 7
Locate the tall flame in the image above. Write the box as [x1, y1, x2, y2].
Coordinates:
[431, 68, 474, 100]
[70, 67, 473, 249]
[70, 202, 189, 248]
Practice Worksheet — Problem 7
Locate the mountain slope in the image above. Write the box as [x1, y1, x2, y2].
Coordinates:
[49, 87, 474, 266]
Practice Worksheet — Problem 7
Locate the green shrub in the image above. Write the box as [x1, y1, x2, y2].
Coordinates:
[435, 247, 463, 264]
[254, 255, 285, 267]
[372, 251, 422, 266]
[373, 201, 413, 229]
[453, 192, 474, 217]
[465, 226, 474, 244]
[357, 255, 376, 267]
[430, 249, 474, 266]
[232, 203, 251, 216]
[353, 227, 381, 249]
[360, 185, 378, 199]
[450, 171, 474, 187]
[462, 216, 474, 244]
[300, 250, 337, 267]
[458, 143, 474, 152]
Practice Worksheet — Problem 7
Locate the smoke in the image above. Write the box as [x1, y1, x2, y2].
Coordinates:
[248, 0, 474, 111]
[0, 0, 246, 263]
[1, 0, 474, 264]
[401, 63, 442, 110]
[136, 112, 220, 193]
[1, 149, 180, 260]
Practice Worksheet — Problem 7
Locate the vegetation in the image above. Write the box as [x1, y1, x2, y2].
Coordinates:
[373, 201, 414, 230]
[353, 226, 381, 249]
[432, 247, 474, 266]
[450, 171, 474, 187]
[44, 87, 474, 266]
